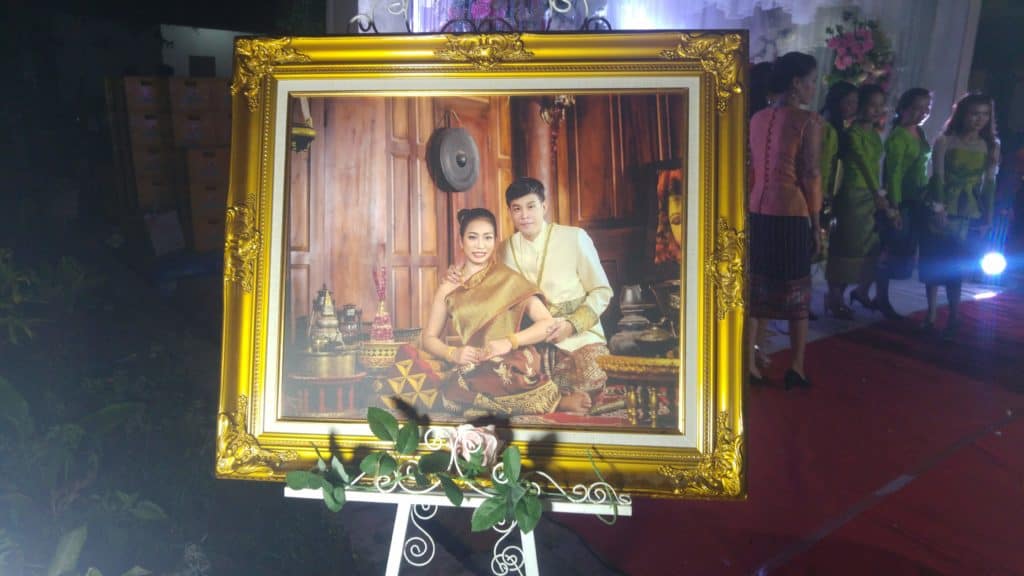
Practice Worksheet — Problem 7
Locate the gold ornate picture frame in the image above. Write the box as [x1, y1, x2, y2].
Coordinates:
[216, 31, 748, 498]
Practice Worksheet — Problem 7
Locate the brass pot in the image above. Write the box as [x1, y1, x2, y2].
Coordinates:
[296, 349, 358, 378]
[636, 325, 677, 357]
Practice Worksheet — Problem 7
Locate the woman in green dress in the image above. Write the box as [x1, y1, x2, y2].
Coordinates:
[825, 84, 896, 316]
[817, 82, 859, 318]
[876, 88, 933, 318]
[820, 82, 859, 211]
[919, 93, 1000, 338]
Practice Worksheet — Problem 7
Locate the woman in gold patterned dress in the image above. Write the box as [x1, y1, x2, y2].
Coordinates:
[422, 208, 592, 416]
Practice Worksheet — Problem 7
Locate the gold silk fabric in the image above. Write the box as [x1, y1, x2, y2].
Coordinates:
[445, 261, 540, 346]
[441, 262, 560, 416]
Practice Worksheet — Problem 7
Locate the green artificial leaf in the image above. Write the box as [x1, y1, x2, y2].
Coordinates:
[322, 486, 342, 512]
[439, 475, 463, 507]
[46, 524, 87, 576]
[471, 497, 507, 532]
[412, 469, 429, 487]
[329, 485, 347, 512]
[507, 481, 527, 507]
[0, 376, 34, 440]
[367, 407, 399, 442]
[502, 446, 521, 483]
[378, 453, 398, 477]
[131, 500, 168, 521]
[78, 402, 143, 436]
[515, 494, 542, 534]
[316, 457, 327, 473]
[84, 569, 103, 576]
[396, 421, 419, 455]
[360, 452, 383, 476]
[331, 456, 350, 484]
[286, 470, 325, 491]
[120, 567, 151, 576]
[461, 453, 484, 477]
[418, 450, 451, 474]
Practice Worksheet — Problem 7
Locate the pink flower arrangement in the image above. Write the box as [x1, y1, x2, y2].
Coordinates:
[825, 12, 895, 90]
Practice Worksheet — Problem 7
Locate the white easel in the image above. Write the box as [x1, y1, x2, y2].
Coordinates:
[285, 487, 632, 575]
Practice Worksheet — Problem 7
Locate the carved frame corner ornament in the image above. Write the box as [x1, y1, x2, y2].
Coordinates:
[224, 204, 261, 293]
[434, 34, 535, 70]
[705, 217, 746, 320]
[216, 395, 298, 476]
[658, 412, 743, 497]
[231, 37, 312, 112]
[659, 32, 743, 113]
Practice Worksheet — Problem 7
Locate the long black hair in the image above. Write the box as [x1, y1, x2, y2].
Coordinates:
[856, 83, 886, 117]
[893, 87, 932, 126]
[820, 81, 858, 135]
[944, 92, 999, 164]
[767, 52, 817, 96]
[456, 207, 496, 237]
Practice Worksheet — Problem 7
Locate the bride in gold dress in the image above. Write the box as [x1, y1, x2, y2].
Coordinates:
[421, 208, 592, 416]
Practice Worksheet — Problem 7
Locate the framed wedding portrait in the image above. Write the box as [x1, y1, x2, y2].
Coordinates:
[216, 31, 748, 498]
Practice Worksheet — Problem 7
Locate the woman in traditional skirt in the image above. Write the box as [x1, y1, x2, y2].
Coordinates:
[825, 84, 894, 316]
[920, 93, 1000, 339]
[748, 52, 823, 389]
[877, 88, 933, 318]
[817, 82, 859, 319]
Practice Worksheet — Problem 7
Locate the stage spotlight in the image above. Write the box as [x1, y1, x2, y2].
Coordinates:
[980, 251, 1007, 276]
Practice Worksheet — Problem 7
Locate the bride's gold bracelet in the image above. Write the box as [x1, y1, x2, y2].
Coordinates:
[509, 333, 519, 350]
[446, 346, 457, 362]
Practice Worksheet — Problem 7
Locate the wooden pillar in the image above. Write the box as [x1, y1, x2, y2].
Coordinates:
[511, 97, 556, 217]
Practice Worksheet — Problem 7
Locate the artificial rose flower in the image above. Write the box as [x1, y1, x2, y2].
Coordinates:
[450, 424, 502, 467]
[835, 54, 854, 71]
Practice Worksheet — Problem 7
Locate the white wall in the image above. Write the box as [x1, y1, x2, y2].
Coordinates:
[161, 25, 251, 78]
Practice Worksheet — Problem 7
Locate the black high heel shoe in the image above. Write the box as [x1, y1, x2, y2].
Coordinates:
[784, 369, 811, 390]
[849, 290, 876, 311]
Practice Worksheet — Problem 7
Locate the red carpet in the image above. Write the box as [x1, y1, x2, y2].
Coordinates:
[564, 290, 1024, 575]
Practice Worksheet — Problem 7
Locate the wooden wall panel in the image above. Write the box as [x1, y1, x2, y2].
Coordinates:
[287, 98, 326, 342]
[418, 267, 437, 330]
[288, 147, 310, 251]
[391, 154, 411, 256]
[288, 263, 310, 343]
[618, 94, 663, 221]
[392, 265, 411, 329]
[569, 95, 616, 225]
[323, 97, 389, 327]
